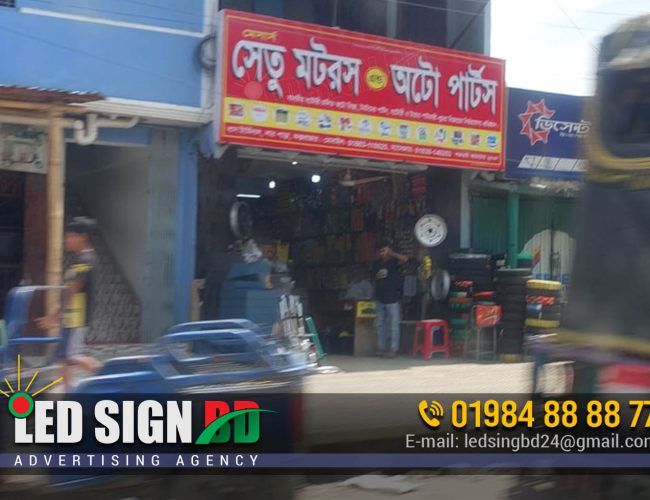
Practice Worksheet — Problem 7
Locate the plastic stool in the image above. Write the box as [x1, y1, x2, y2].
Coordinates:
[412, 319, 450, 359]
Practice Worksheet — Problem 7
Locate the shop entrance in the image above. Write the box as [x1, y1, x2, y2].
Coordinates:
[65, 143, 147, 343]
[197, 153, 429, 356]
[0, 171, 24, 314]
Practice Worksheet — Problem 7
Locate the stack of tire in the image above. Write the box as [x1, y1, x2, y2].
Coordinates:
[525, 280, 562, 335]
[448, 252, 494, 293]
[448, 253, 495, 356]
[495, 268, 533, 356]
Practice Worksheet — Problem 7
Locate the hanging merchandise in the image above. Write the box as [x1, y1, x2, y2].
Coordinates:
[351, 207, 364, 232]
[431, 270, 450, 301]
[410, 174, 427, 198]
[403, 275, 418, 298]
[229, 201, 253, 240]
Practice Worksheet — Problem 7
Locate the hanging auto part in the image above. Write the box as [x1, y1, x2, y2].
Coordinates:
[229, 201, 253, 240]
[431, 269, 450, 301]
[414, 214, 447, 247]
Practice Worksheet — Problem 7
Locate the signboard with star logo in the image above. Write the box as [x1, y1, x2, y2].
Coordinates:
[505, 88, 589, 180]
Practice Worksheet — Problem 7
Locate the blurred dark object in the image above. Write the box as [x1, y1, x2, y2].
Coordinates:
[562, 182, 650, 349]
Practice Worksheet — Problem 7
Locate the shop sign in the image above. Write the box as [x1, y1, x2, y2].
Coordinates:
[0, 123, 48, 174]
[505, 88, 588, 180]
[215, 10, 505, 171]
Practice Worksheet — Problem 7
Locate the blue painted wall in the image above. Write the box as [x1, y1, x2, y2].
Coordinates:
[174, 129, 198, 324]
[0, 0, 205, 106]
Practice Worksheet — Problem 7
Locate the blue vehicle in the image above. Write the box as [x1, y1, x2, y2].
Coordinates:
[1, 288, 312, 499]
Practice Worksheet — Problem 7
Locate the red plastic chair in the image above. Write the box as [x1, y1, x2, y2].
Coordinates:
[464, 305, 501, 361]
[412, 319, 450, 359]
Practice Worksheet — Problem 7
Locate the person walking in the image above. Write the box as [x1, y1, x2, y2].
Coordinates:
[38, 217, 102, 391]
[372, 240, 408, 358]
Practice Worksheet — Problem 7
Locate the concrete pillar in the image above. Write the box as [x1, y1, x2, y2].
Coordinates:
[141, 129, 179, 341]
[507, 191, 519, 268]
[174, 130, 198, 324]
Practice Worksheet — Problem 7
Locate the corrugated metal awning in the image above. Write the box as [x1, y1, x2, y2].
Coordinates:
[0, 85, 103, 104]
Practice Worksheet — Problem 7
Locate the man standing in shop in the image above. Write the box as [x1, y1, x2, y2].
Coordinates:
[372, 240, 409, 358]
[38, 217, 102, 391]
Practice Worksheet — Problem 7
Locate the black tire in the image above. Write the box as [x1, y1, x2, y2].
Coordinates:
[502, 303, 526, 313]
[495, 276, 533, 286]
[502, 313, 526, 323]
[499, 335, 523, 345]
[526, 304, 562, 317]
[525, 328, 553, 336]
[501, 310, 525, 318]
[495, 268, 533, 277]
[449, 257, 492, 271]
[496, 284, 528, 295]
[526, 304, 562, 314]
[497, 339, 524, 354]
[449, 252, 491, 261]
[451, 274, 493, 284]
[496, 294, 527, 305]
[526, 312, 562, 321]
[500, 320, 525, 331]
[526, 288, 562, 298]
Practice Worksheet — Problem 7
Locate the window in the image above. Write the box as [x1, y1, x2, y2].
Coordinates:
[337, 0, 387, 37]
[0, 0, 16, 7]
[396, 0, 447, 46]
[220, 0, 254, 13]
[284, 0, 335, 27]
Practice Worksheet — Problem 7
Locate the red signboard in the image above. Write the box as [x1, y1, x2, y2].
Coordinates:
[216, 10, 506, 171]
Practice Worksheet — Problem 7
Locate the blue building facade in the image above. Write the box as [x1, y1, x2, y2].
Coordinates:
[0, 0, 216, 341]
[0, 0, 491, 340]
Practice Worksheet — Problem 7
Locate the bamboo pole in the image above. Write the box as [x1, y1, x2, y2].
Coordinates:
[46, 110, 65, 328]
